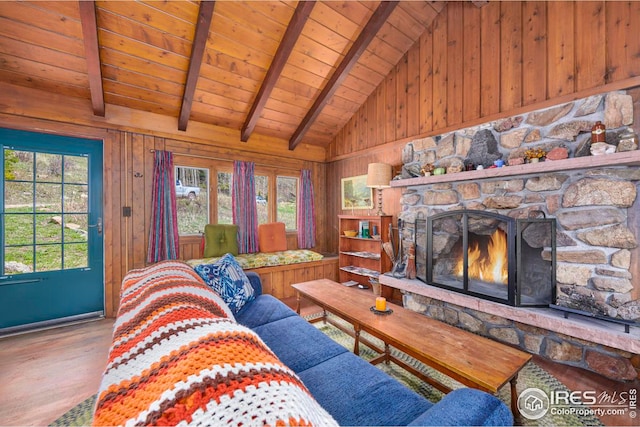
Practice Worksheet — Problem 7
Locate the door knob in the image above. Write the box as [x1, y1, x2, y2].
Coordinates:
[89, 217, 102, 235]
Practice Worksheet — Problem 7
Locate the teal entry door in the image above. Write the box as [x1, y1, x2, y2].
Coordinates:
[0, 128, 104, 334]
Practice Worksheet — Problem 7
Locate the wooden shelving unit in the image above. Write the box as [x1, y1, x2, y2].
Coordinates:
[338, 215, 392, 288]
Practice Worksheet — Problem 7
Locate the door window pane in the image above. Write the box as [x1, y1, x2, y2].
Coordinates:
[64, 214, 88, 243]
[175, 166, 209, 235]
[5, 150, 33, 181]
[5, 181, 34, 208]
[4, 213, 33, 245]
[4, 246, 33, 273]
[277, 176, 297, 230]
[36, 183, 62, 212]
[217, 172, 232, 224]
[64, 184, 88, 212]
[64, 243, 88, 269]
[36, 153, 63, 183]
[35, 213, 62, 244]
[35, 245, 62, 272]
[64, 155, 88, 184]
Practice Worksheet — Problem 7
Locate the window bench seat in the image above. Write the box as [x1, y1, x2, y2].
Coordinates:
[186, 250, 339, 299]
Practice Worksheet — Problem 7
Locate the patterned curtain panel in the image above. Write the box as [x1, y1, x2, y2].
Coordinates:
[147, 150, 180, 263]
[232, 161, 259, 253]
[297, 169, 316, 248]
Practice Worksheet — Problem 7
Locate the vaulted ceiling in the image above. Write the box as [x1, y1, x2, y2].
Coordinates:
[0, 1, 449, 149]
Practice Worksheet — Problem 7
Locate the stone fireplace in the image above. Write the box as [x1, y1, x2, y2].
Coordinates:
[380, 89, 640, 381]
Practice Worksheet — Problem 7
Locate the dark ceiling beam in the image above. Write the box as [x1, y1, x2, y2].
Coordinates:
[79, 0, 105, 117]
[178, 0, 216, 132]
[241, 1, 316, 142]
[289, 1, 399, 150]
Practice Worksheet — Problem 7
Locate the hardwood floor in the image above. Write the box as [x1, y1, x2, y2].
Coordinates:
[0, 319, 114, 426]
[0, 304, 637, 426]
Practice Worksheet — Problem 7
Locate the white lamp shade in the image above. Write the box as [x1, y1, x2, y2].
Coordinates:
[366, 163, 392, 188]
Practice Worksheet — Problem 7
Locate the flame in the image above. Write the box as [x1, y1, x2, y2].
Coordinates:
[456, 228, 508, 284]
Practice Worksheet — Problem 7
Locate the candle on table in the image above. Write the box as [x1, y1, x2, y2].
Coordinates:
[375, 297, 387, 311]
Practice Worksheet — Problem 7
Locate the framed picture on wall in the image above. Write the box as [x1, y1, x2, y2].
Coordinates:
[341, 174, 373, 210]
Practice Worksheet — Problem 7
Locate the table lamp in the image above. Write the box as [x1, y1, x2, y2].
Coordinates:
[366, 163, 392, 215]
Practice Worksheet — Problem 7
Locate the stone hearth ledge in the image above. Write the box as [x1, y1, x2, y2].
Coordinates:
[380, 275, 639, 354]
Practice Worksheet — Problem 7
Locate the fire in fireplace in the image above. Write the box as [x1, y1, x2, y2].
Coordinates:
[422, 210, 556, 307]
[455, 227, 508, 285]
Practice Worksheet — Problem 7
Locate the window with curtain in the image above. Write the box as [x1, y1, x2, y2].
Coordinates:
[175, 166, 209, 235]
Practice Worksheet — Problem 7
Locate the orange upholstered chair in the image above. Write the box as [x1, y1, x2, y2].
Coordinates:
[258, 222, 288, 253]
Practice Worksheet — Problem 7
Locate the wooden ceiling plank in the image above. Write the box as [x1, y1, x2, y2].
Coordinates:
[178, 0, 215, 132]
[289, 1, 399, 150]
[241, 1, 315, 142]
[0, 16, 85, 58]
[0, 69, 89, 98]
[79, 0, 105, 117]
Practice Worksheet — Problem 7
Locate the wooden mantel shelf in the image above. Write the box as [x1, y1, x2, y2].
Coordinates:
[390, 150, 640, 188]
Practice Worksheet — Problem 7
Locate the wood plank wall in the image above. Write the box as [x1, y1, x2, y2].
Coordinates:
[0, 89, 327, 317]
[326, 1, 640, 253]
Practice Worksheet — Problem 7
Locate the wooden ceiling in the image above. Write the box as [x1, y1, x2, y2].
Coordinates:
[0, 1, 447, 149]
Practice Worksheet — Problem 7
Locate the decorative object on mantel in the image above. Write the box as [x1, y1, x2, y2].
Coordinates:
[590, 142, 616, 155]
[421, 163, 434, 176]
[366, 163, 392, 216]
[591, 120, 606, 143]
[617, 128, 639, 152]
[545, 146, 569, 161]
[524, 147, 546, 163]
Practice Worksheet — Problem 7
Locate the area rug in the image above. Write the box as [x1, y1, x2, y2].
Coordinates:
[50, 313, 603, 427]
[314, 313, 603, 427]
[49, 394, 95, 427]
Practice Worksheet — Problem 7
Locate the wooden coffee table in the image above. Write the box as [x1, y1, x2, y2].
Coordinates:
[292, 278, 532, 416]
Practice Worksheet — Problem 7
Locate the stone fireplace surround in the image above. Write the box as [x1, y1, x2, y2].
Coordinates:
[381, 90, 640, 381]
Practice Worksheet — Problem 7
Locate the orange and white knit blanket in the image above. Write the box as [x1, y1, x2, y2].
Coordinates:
[92, 260, 337, 427]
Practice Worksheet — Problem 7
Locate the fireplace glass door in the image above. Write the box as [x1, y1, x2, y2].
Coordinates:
[425, 209, 555, 307]
[428, 211, 516, 304]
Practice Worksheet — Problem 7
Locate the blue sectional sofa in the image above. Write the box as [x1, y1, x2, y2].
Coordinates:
[94, 260, 512, 426]
[238, 272, 513, 426]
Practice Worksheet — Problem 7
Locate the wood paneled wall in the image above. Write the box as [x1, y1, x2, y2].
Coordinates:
[0, 84, 327, 317]
[326, 1, 640, 253]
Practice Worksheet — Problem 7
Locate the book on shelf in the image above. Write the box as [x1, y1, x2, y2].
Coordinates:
[339, 265, 380, 278]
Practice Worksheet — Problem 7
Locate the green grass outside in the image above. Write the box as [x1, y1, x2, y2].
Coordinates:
[4, 207, 88, 272]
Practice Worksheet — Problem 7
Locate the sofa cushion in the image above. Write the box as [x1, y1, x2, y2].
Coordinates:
[298, 352, 434, 426]
[235, 294, 297, 328]
[186, 249, 323, 269]
[408, 388, 513, 426]
[258, 222, 287, 252]
[252, 316, 349, 373]
[193, 253, 255, 314]
[203, 224, 239, 257]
